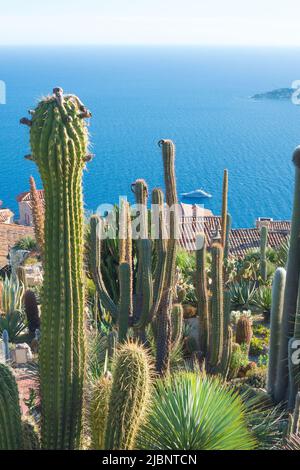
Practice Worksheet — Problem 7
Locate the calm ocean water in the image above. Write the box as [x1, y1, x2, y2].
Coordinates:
[0, 46, 300, 227]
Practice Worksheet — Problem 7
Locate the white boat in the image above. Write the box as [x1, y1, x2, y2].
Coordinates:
[181, 188, 212, 199]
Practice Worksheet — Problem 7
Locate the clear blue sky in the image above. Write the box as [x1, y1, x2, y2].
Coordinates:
[1, 0, 300, 45]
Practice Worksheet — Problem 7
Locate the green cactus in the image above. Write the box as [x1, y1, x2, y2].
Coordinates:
[195, 233, 209, 355]
[118, 262, 131, 342]
[268, 267, 286, 400]
[171, 303, 183, 349]
[0, 364, 24, 450]
[276, 147, 300, 403]
[260, 225, 268, 282]
[90, 373, 112, 450]
[221, 169, 228, 248]
[29, 175, 45, 257]
[155, 139, 178, 375]
[224, 213, 232, 262]
[23, 88, 90, 449]
[104, 342, 152, 450]
[209, 243, 224, 370]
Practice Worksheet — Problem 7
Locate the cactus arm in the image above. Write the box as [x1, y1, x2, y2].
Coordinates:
[150, 188, 167, 320]
[221, 169, 228, 248]
[195, 233, 209, 355]
[118, 263, 131, 342]
[132, 239, 153, 330]
[209, 243, 224, 369]
[224, 213, 232, 262]
[90, 215, 118, 320]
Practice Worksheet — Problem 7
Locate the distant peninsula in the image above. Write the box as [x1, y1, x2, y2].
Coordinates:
[251, 87, 295, 101]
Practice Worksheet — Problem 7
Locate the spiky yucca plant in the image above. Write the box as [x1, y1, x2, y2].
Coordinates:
[138, 372, 256, 450]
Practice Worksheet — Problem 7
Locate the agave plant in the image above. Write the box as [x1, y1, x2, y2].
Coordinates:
[138, 372, 256, 450]
[13, 237, 37, 252]
[229, 280, 257, 310]
[1, 275, 24, 314]
[0, 310, 26, 343]
[251, 286, 272, 321]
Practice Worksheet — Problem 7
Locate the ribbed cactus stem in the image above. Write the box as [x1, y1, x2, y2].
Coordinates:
[220, 326, 233, 379]
[156, 139, 178, 375]
[276, 147, 300, 403]
[0, 364, 24, 450]
[104, 342, 152, 450]
[268, 268, 286, 400]
[260, 225, 268, 282]
[195, 233, 209, 355]
[24, 289, 40, 335]
[90, 373, 112, 450]
[118, 262, 131, 342]
[221, 169, 228, 248]
[119, 200, 133, 315]
[209, 243, 224, 369]
[224, 213, 232, 262]
[236, 316, 253, 347]
[171, 303, 183, 349]
[26, 89, 90, 449]
[90, 215, 118, 320]
[29, 175, 45, 256]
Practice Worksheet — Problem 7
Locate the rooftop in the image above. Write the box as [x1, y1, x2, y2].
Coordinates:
[0, 223, 34, 267]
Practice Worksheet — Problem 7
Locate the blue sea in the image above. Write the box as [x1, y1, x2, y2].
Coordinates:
[0, 46, 300, 227]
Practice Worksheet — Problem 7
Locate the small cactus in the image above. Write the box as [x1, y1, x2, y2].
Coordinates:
[236, 315, 253, 348]
[104, 342, 152, 450]
[90, 373, 112, 450]
[24, 290, 40, 335]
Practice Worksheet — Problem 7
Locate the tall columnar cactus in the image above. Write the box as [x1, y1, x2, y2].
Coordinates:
[21, 88, 91, 449]
[104, 342, 152, 450]
[195, 233, 209, 355]
[155, 140, 178, 375]
[0, 364, 24, 450]
[268, 267, 286, 400]
[260, 225, 268, 283]
[209, 243, 224, 370]
[235, 315, 253, 348]
[221, 169, 228, 248]
[29, 175, 45, 256]
[276, 147, 300, 403]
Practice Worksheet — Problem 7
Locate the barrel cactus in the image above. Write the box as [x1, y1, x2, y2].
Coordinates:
[21, 88, 91, 449]
[236, 315, 253, 348]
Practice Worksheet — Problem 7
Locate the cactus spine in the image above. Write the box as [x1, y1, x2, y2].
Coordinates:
[268, 268, 286, 399]
[29, 175, 45, 256]
[170, 303, 183, 349]
[104, 342, 152, 450]
[260, 225, 268, 283]
[24, 88, 90, 449]
[0, 364, 23, 450]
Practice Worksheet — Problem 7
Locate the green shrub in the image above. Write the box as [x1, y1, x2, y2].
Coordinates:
[250, 336, 268, 356]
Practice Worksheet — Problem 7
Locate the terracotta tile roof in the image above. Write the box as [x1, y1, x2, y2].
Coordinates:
[0, 208, 14, 223]
[17, 190, 45, 208]
[0, 223, 34, 267]
[179, 216, 290, 256]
